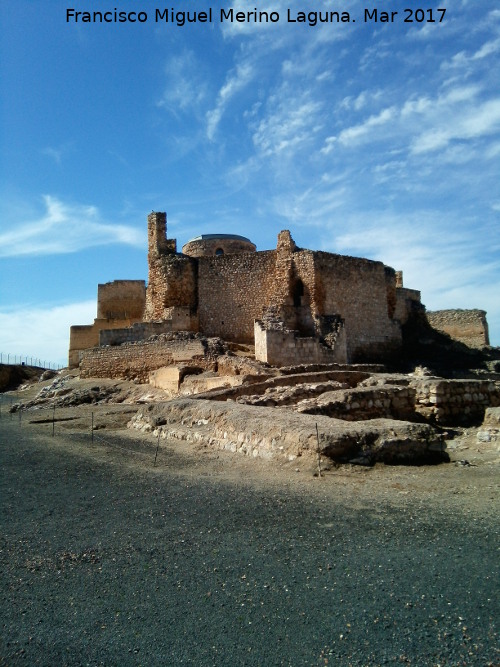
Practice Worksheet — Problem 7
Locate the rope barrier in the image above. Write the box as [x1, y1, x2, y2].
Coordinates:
[0, 396, 166, 466]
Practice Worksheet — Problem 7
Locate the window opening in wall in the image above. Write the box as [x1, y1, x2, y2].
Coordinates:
[292, 279, 304, 307]
[215, 248, 224, 256]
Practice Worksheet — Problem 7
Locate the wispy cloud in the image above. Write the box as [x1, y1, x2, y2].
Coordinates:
[41, 142, 75, 165]
[206, 62, 254, 140]
[42, 147, 63, 164]
[157, 50, 208, 115]
[252, 94, 323, 157]
[324, 107, 397, 151]
[0, 196, 143, 258]
[411, 97, 500, 154]
[442, 37, 500, 71]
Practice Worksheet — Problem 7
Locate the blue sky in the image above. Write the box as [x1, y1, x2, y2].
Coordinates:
[1, 0, 499, 366]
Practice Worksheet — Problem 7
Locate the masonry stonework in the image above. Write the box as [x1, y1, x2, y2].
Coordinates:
[182, 234, 256, 257]
[68, 280, 146, 368]
[80, 336, 217, 382]
[426, 309, 490, 348]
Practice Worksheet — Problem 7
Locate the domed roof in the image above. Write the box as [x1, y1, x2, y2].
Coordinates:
[185, 233, 253, 244]
[182, 233, 256, 258]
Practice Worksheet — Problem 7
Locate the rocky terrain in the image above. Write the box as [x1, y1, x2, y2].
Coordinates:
[5, 342, 500, 469]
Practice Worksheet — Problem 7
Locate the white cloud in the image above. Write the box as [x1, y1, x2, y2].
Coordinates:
[42, 147, 63, 164]
[411, 98, 500, 154]
[0, 195, 144, 258]
[206, 62, 254, 140]
[323, 107, 396, 151]
[252, 95, 323, 157]
[0, 300, 96, 367]
[157, 51, 208, 115]
[442, 37, 500, 71]
[472, 37, 500, 60]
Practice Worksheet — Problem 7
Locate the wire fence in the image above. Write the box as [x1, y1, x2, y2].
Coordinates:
[0, 353, 64, 370]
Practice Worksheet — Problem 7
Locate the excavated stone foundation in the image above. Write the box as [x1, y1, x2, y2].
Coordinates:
[128, 398, 447, 466]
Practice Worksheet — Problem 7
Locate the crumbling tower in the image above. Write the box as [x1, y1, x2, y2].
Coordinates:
[144, 211, 197, 321]
[147, 211, 176, 258]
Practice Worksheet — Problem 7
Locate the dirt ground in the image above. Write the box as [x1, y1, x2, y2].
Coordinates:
[0, 387, 498, 666]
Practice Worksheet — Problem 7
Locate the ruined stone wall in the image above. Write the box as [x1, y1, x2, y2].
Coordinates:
[69, 279, 146, 367]
[69, 318, 140, 368]
[312, 252, 401, 361]
[80, 337, 211, 382]
[147, 212, 175, 256]
[426, 309, 490, 348]
[99, 321, 174, 346]
[96, 280, 146, 320]
[144, 254, 197, 321]
[394, 288, 422, 324]
[197, 251, 277, 342]
[254, 320, 347, 366]
[284, 250, 317, 335]
[297, 385, 416, 422]
[99, 307, 196, 346]
[411, 378, 500, 424]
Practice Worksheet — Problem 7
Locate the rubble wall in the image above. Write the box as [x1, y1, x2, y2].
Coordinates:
[99, 308, 196, 346]
[144, 254, 197, 321]
[297, 385, 416, 422]
[69, 318, 140, 368]
[69, 279, 146, 368]
[412, 378, 500, 424]
[96, 280, 146, 320]
[254, 320, 347, 366]
[99, 321, 175, 346]
[426, 309, 490, 348]
[128, 398, 445, 464]
[394, 287, 422, 324]
[313, 252, 402, 361]
[197, 251, 277, 342]
[80, 338, 210, 382]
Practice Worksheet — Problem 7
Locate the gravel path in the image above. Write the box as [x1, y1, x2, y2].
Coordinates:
[0, 409, 498, 666]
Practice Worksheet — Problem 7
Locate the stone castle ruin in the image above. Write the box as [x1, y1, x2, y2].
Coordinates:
[13, 209, 499, 467]
[69, 211, 436, 371]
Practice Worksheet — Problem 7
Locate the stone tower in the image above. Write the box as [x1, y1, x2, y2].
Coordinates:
[147, 211, 176, 258]
[144, 212, 197, 321]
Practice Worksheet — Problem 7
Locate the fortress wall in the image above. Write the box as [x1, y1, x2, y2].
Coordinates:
[97, 280, 146, 320]
[394, 287, 422, 324]
[99, 307, 196, 347]
[99, 321, 174, 346]
[80, 338, 210, 382]
[68, 318, 140, 368]
[197, 251, 277, 342]
[254, 320, 347, 366]
[288, 251, 317, 334]
[313, 253, 401, 361]
[426, 309, 489, 348]
[144, 254, 197, 320]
